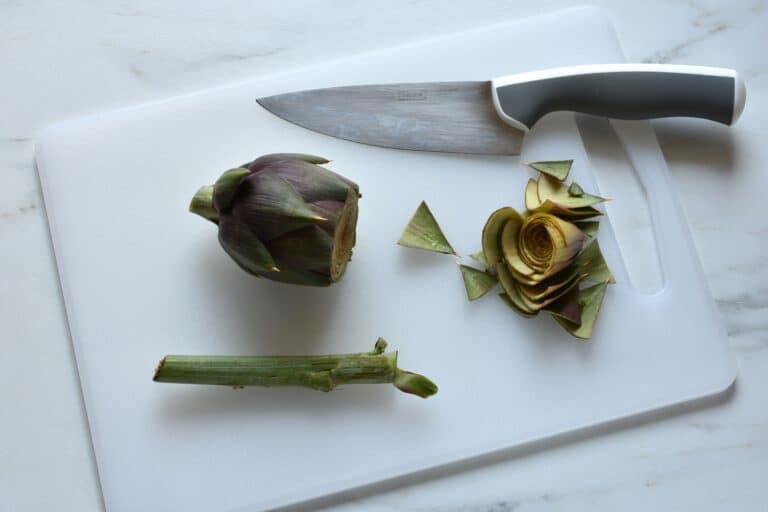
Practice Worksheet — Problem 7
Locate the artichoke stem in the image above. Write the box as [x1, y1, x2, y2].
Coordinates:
[189, 185, 219, 223]
[153, 339, 438, 398]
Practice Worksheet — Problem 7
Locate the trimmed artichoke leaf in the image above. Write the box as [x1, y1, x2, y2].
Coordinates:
[459, 264, 498, 301]
[501, 216, 534, 277]
[499, 293, 537, 318]
[521, 270, 582, 310]
[398, 201, 455, 254]
[482, 207, 523, 267]
[528, 160, 573, 181]
[508, 264, 541, 286]
[518, 268, 581, 302]
[576, 240, 615, 284]
[524, 179, 541, 210]
[469, 251, 488, 269]
[543, 285, 581, 324]
[553, 282, 609, 339]
[213, 167, 250, 212]
[538, 174, 607, 209]
[575, 221, 600, 237]
[568, 206, 604, 218]
[496, 263, 538, 315]
[218, 216, 279, 273]
[532, 199, 603, 220]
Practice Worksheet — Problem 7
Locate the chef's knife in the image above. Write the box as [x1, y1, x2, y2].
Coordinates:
[257, 64, 746, 155]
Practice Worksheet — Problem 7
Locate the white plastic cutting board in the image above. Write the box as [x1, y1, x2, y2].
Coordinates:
[36, 7, 736, 511]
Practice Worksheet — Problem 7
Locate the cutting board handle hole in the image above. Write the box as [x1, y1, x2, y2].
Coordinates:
[575, 115, 664, 294]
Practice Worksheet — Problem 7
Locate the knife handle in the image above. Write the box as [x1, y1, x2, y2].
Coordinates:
[491, 64, 746, 131]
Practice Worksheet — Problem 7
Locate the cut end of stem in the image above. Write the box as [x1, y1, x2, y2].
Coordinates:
[189, 185, 219, 223]
[394, 368, 439, 399]
[153, 357, 167, 382]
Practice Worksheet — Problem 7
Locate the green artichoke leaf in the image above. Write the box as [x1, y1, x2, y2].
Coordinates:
[528, 160, 573, 181]
[553, 282, 609, 339]
[532, 199, 603, 220]
[469, 251, 488, 269]
[372, 337, 388, 354]
[394, 368, 439, 398]
[483, 207, 523, 269]
[459, 264, 498, 301]
[189, 185, 219, 223]
[538, 174, 607, 209]
[213, 167, 251, 212]
[567, 206, 604, 219]
[574, 221, 600, 237]
[398, 201, 455, 255]
[575, 240, 615, 285]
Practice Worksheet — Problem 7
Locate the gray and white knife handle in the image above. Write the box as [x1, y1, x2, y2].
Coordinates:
[491, 64, 746, 131]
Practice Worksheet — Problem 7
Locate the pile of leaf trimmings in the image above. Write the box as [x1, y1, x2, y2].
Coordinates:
[398, 160, 615, 340]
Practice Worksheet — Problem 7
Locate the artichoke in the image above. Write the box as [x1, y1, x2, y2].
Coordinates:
[397, 161, 615, 339]
[189, 153, 360, 286]
[484, 208, 588, 317]
[482, 171, 614, 335]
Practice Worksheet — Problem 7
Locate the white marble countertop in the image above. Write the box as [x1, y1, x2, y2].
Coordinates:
[1, 1, 766, 510]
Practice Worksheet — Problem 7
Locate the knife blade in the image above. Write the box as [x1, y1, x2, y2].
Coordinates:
[257, 64, 745, 155]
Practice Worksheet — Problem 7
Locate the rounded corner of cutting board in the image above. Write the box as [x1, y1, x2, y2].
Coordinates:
[712, 358, 739, 397]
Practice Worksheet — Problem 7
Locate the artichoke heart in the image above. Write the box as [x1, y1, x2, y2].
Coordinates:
[190, 153, 360, 286]
[477, 160, 614, 337]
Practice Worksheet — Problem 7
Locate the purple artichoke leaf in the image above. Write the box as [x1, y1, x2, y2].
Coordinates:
[260, 159, 351, 202]
[217, 216, 279, 273]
